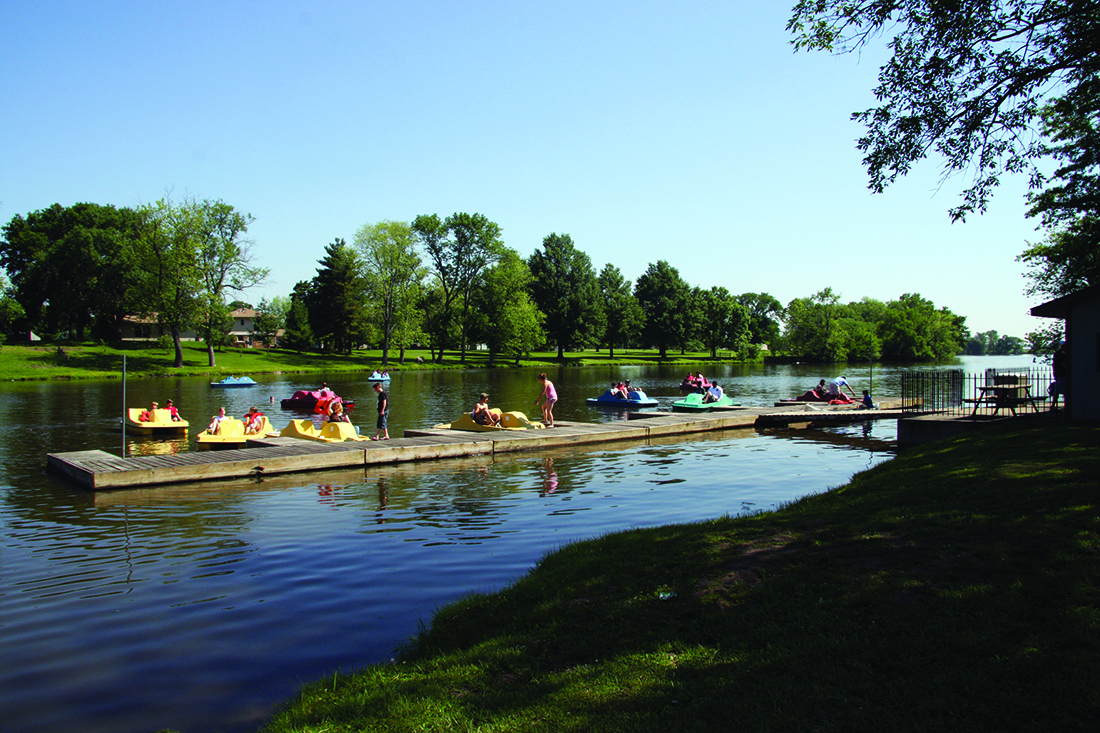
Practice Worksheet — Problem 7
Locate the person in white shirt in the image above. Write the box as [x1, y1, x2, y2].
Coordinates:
[705, 383, 724, 403]
[827, 375, 857, 400]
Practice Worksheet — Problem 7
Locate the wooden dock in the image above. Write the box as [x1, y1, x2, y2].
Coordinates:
[47, 402, 905, 491]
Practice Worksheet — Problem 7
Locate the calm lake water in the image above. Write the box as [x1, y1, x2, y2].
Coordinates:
[0, 355, 1037, 733]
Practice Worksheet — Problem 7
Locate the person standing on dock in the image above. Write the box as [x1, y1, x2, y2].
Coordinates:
[372, 382, 390, 440]
[535, 373, 557, 428]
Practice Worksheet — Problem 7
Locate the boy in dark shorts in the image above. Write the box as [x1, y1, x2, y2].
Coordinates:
[372, 382, 389, 440]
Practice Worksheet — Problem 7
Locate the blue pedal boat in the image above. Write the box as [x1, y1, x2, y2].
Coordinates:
[210, 376, 258, 388]
[586, 389, 659, 408]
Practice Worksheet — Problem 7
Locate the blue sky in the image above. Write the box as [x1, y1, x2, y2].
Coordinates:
[1, 1, 1046, 338]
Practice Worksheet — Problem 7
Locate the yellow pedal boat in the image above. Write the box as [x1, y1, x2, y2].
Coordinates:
[434, 409, 545, 431]
[195, 417, 278, 446]
[279, 419, 368, 443]
[124, 408, 189, 434]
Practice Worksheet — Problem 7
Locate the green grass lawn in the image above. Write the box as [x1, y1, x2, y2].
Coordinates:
[0, 342, 742, 381]
[260, 422, 1100, 732]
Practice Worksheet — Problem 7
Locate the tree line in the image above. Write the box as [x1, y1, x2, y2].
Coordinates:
[3, 203, 979, 365]
[0, 197, 266, 368]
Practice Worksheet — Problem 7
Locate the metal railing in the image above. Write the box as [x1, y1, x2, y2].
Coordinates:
[901, 367, 1054, 417]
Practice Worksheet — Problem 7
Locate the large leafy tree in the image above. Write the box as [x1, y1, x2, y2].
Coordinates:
[414, 213, 503, 363]
[135, 197, 202, 366]
[527, 233, 604, 359]
[354, 220, 425, 365]
[1019, 87, 1100, 302]
[788, 0, 1100, 221]
[134, 197, 265, 367]
[878, 293, 967, 360]
[698, 286, 751, 359]
[191, 200, 267, 367]
[1, 202, 144, 340]
[597, 264, 644, 359]
[783, 287, 848, 362]
[736, 292, 784, 347]
[469, 248, 545, 366]
[445, 213, 503, 363]
[634, 260, 691, 359]
[252, 296, 290, 347]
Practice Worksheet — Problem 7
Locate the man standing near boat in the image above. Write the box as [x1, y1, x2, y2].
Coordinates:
[372, 382, 390, 440]
[827, 375, 857, 402]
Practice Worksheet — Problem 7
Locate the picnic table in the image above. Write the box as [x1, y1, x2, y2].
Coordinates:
[969, 381, 1041, 418]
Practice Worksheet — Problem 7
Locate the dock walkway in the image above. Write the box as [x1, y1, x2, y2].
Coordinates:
[48, 402, 905, 490]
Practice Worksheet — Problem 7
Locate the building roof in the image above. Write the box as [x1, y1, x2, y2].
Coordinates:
[1030, 283, 1100, 319]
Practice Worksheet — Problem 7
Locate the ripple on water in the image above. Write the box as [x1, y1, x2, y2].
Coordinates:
[0, 419, 898, 733]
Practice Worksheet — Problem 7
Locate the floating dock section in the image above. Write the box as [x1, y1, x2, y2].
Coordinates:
[48, 402, 905, 491]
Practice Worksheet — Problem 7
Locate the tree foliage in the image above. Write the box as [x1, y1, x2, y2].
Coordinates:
[788, 0, 1100, 221]
[783, 289, 966, 362]
[355, 220, 424, 365]
[527, 233, 604, 359]
[597, 264, 645, 359]
[965, 329, 1027, 355]
[469, 248, 544, 365]
[253, 296, 289, 347]
[783, 287, 848, 362]
[191, 200, 267, 366]
[634, 261, 691, 359]
[0, 276, 24, 341]
[1019, 85, 1100, 301]
[413, 212, 502, 363]
[1, 202, 144, 340]
[697, 286, 750, 358]
[135, 197, 202, 367]
[311, 238, 366, 355]
[736, 292, 784, 346]
[445, 213, 503, 363]
[133, 197, 265, 367]
[283, 282, 315, 353]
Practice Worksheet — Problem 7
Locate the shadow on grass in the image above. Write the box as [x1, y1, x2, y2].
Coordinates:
[267, 423, 1100, 732]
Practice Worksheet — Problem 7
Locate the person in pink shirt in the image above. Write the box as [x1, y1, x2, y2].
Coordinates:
[535, 373, 558, 428]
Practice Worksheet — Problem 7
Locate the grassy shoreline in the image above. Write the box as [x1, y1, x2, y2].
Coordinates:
[260, 422, 1099, 732]
[0, 342, 742, 382]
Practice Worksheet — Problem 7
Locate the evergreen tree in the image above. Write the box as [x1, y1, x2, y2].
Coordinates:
[311, 238, 366, 354]
[283, 283, 315, 353]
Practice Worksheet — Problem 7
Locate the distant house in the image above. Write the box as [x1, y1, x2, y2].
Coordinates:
[119, 315, 198, 342]
[118, 309, 270, 346]
[227, 308, 258, 346]
[1031, 284, 1100, 421]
